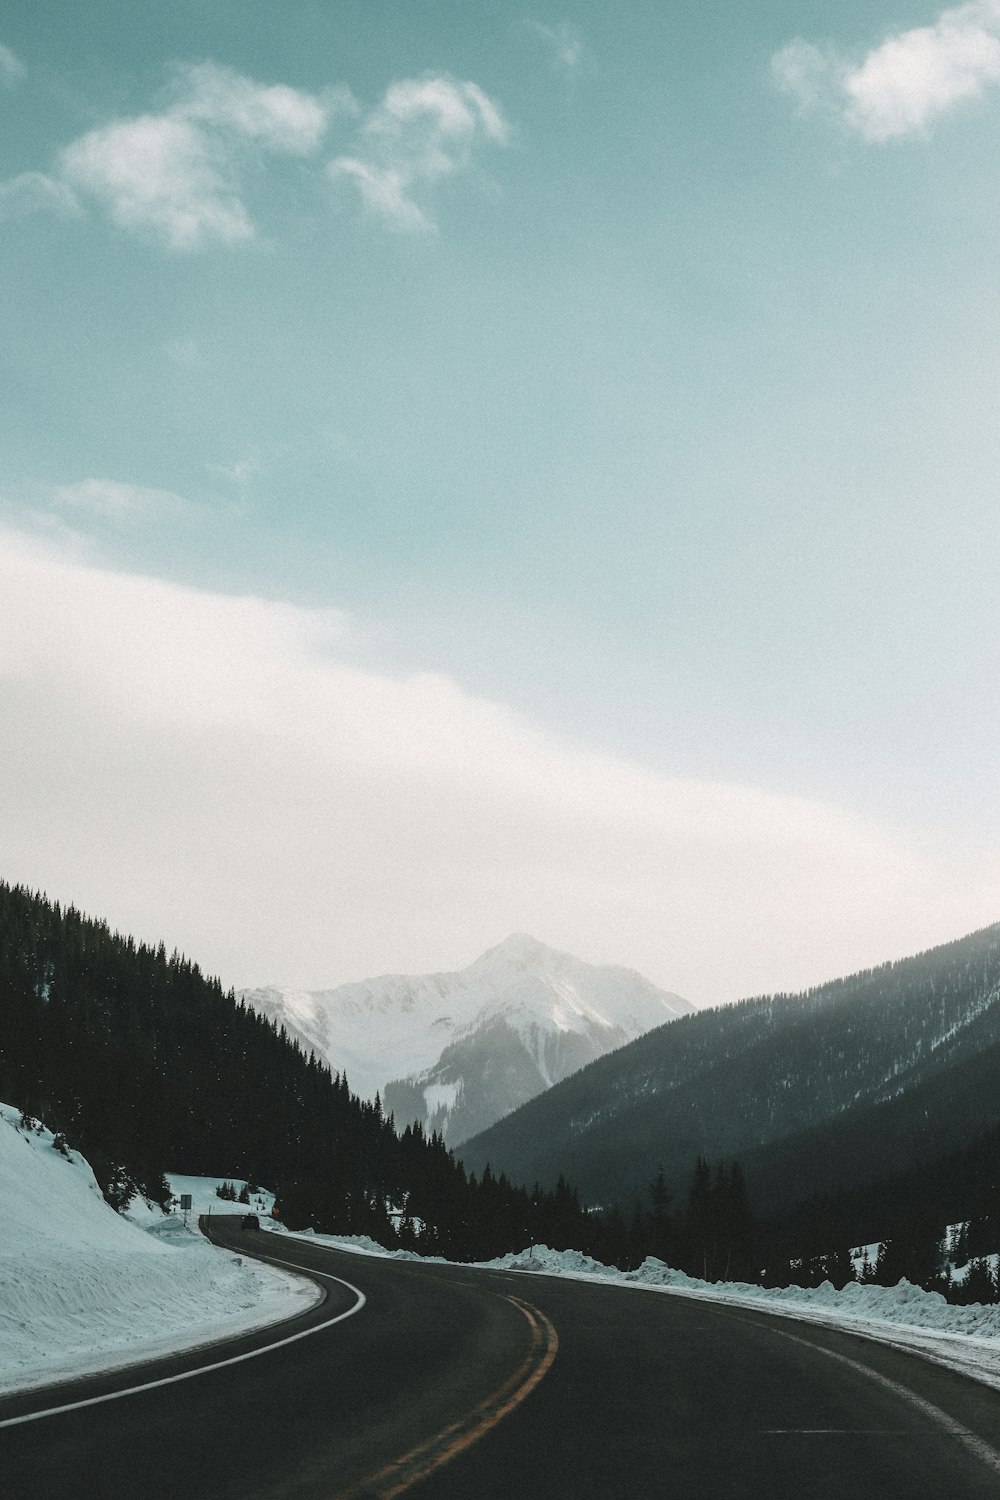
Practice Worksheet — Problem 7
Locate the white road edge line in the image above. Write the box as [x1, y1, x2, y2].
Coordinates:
[770, 1326, 1000, 1476]
[0, 1253, 365, 1431]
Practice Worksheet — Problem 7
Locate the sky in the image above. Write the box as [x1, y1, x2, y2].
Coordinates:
[2, 0, 999, 1005]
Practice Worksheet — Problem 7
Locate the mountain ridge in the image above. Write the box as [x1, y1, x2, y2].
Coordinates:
[241, 934, 693, 1144]
[457, 922, 1000, 1217]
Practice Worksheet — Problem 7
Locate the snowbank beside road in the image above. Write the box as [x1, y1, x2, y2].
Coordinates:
[486, 1245, 1000, 1392]
[263, 1223, 1000, 1393]
[0, 1105, 318, 1396]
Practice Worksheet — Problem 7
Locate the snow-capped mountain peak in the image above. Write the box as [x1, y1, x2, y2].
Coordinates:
[241, 938, 692, 1146]
[469, 933, 571, 973]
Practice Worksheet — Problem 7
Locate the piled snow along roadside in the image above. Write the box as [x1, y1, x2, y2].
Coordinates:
[263, 1224, 1000, 1394]
[486, 1247, 1000, 1391]
[0, 1104, 319, 1396]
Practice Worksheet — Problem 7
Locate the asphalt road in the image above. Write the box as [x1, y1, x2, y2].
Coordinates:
[3, 1218, 1000, 1498]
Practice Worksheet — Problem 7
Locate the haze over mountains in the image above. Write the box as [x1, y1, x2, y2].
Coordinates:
[7, 873, 1000, 1278]
[459, 924, 1000, 1233]
[241, 935, 693, 1145]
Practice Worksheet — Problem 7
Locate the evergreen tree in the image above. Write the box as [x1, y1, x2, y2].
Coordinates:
[958, 1257, 998, 1306]
[874, 1206, 943, 1289]
[647, 1165, 676, 1263]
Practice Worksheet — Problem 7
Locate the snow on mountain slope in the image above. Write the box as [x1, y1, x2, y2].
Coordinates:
[242, 935, 692, 1145]
[0, 1104, 316, 1395]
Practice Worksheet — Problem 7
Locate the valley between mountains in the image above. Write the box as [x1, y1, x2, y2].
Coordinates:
[7, 884, 1000, 1498]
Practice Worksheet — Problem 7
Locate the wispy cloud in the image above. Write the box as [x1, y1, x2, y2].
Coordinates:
[53, 479, 191, 522]
[527, 20, 586, 72]
[331, 158, 432, 231]
[7, 60, 504, 246]
[0, 171, 79, 221]
[0, 41, 24, 86]
[59, 62, 333, 249]
[774, 1, 1000, 140]
[169, 61, 332, 153]
[330, 75, 509, 231]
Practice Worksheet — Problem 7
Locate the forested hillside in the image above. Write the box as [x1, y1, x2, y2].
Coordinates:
[0, 882, 592, 1259]
[459, 923, 1000, 1222]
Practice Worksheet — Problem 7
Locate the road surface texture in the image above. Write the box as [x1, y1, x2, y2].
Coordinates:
[3, 1215, 1000, 1497]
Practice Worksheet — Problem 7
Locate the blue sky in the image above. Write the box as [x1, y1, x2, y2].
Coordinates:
[2, 2, 999, 1001]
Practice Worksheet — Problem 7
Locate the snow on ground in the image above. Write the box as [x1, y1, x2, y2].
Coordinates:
[9, 1085, 999, 1403]
[0, 1104, 319, 1396]
[163, 1174, 275, 1223]
[260, 1223, 1000, 1393]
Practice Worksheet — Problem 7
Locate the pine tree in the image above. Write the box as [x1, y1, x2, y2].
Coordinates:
[648, 1165, 675, 1263]
[959, 1257, 998, 1306]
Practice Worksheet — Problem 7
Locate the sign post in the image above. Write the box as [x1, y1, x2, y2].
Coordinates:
[180, 1192, 192, 1227]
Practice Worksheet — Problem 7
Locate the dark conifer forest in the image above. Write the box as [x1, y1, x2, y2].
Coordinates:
[459, 923, 1000, 1227]
[0, 882, 596, 1259]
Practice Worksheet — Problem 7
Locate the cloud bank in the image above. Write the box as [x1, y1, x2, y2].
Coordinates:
[0, 527, 990, 1005]
[774, 0, 1000, 139]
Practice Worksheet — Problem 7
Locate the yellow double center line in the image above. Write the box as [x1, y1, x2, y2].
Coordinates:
[333, 1294, 559, 1499]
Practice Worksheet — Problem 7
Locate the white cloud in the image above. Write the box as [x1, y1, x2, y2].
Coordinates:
[0, 172, 80, 221]
[53, 479, 191, 521]
[12, 59, 497, 245]
[59, 64, 330, 249]
[528, 21, 586, 71]
[375, 76, 508, 148]
[61, 115, 253, 249]
[775, 2, 1000, 139]
[0, 42, 24, 86]
[0, 527, 993, 1006]
[329, 158, 432, 231]
[171, 61, 330, 154]
[330, 75, 509, 231]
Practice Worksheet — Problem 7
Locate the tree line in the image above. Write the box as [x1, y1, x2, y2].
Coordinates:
[0, 882, 595, 1260]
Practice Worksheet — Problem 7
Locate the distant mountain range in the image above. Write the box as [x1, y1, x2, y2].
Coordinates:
[457, 924, 1000, 1228]
[240, 935, 693, 1145]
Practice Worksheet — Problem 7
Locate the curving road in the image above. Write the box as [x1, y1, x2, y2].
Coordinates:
[3, 1217, 1000, 1497]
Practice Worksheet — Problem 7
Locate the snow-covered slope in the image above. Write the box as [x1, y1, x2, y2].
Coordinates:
[242, 935, 692, 1145]
[0, 1104, 316, 1395]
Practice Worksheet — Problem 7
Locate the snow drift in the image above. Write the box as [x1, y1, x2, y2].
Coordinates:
[0, 1104, 317, 1395]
